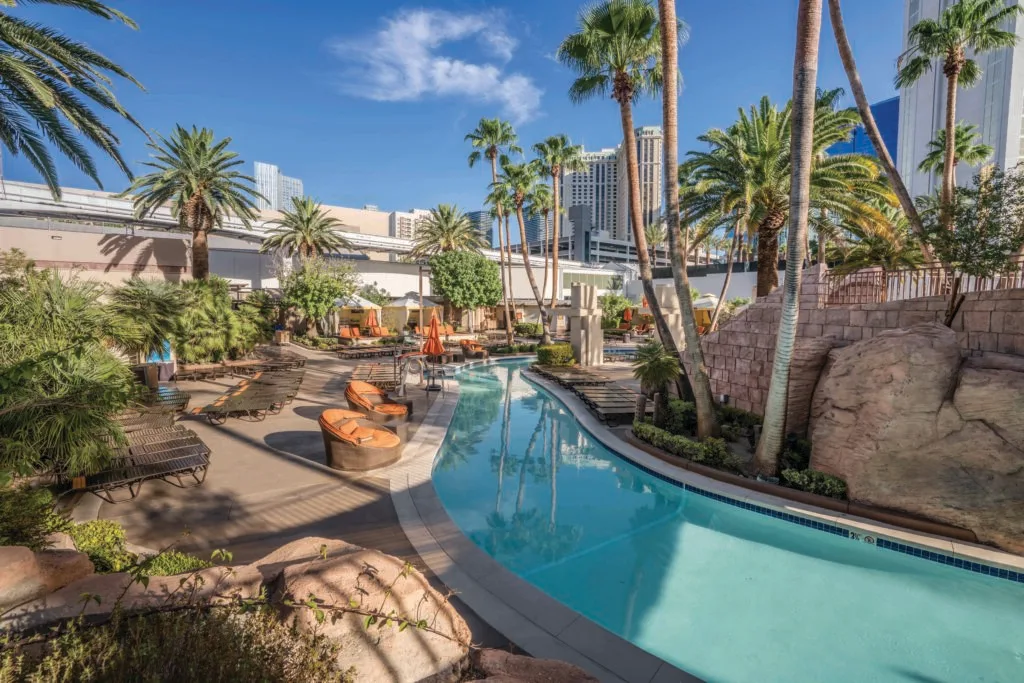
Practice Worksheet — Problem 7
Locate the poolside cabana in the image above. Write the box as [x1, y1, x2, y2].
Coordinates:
[334, 294, 382, 332]
[383, 295, 442, 334]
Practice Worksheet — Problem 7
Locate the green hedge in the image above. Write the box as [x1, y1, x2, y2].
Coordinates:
[536, 344, 575, 366]
[0, 486, 72, 551]
[140, 549, 213, 577]
[633, 421, 742, 473]
[492, 343, 537, 355]
[514, 322, 543, 337]
[780, 469, 848, 500]
[663, 400, 697, 436]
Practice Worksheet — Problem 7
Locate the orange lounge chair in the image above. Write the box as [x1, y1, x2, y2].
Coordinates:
[460, 339, 488, 360]
[378, 326, 391, 337]
[350, 326, 362, 339]
[443, 324, 455, 335]
[339, 327, 352, 340]
[345, 380, 411, 423]
[318, 409, 402, 470]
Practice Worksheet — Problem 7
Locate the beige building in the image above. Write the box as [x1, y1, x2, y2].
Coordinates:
[388, 209, 431, 241]
[259, 204, 390, 238]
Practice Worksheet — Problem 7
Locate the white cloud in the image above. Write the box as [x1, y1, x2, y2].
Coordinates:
[330, 8, 541, 123]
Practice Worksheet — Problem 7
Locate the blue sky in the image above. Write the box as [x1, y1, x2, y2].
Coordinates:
[6, 0, 904, 213]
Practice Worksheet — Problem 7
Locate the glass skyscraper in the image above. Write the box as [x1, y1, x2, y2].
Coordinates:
[467, 210, 494, 247]
[827, 96, 899, 158]
[254, 161, 304, 211]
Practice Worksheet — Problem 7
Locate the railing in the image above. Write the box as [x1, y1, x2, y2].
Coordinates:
[821, 256, 1024, 307]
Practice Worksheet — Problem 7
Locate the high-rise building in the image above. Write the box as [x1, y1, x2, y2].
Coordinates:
[524, 213, 545, 244]
[254, 161, 304, 211]
[466, 210, 494, 246]
[617, 126, 664, 239]
[898, 0, 1024, 199]
[388, 208, 431, 240]
[828, 96, 900, 157]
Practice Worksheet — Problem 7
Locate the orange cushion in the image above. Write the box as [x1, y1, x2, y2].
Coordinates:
[338, 420, 359, 436]
[375, 403, 408, 416]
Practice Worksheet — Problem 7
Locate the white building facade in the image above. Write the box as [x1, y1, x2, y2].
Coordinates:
[254, 161, 304, 211]
[898, 0, 1024, 198]
[388, 208, 431, 240]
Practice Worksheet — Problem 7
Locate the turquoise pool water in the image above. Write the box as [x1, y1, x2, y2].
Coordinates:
[431, 360, 1024, 683]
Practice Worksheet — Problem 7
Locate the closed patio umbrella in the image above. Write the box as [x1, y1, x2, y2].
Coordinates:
[365, 308, 379, 329]
[623, 307, 633, 323]
[422, 312, 445, 392]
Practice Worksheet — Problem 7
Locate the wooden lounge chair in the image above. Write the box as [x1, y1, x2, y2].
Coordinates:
[144, 386, 191, 412]
[460, 339, 488, 360]
[345, 380, 411, 423]
[318, 408, 402, 471]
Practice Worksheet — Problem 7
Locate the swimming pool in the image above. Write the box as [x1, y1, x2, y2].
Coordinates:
[431, 360, 1024, 682]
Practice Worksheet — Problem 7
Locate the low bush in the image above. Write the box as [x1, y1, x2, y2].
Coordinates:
[633, 422, 742, 473]
[514, 322, 543, 337]
[536, 344, 575, 366]
[139, 549, 213, 577]
[603, 328, 629, 337]
[491, 343, 537, 355]
[781, 469, 848, 500]
[292, 336, 338, 350]
[0, 486, 71, 551]
[780, 435, 812, 472]
[663, 400, 697, 436]
[718, 404, 762, 428]
[0, 607, 348, 682]
[68, 520, 136, 573]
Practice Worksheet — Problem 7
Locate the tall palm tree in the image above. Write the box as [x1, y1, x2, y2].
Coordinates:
[0, 0, 145, 199]
[532, 135, 586, 308]
[918, 121, 994, 176]
[467, 118, 523, 344]
[492, 161, 552, 344]
[644, 222, 666, 265]
[754, 0, 823, 475]
[409, 204, 485, 260]
[124, 125, 262, 280]
[896, 0, 1024, 230]
[259, 196, 352, 261]
[487, 187, 520, 329]
[559, 0, 683, 361]
[526, 182, 554, 301]
[828, 0, 931, 263]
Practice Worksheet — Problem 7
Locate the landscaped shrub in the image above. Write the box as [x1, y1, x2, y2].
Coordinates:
[68, 520, 136, 573]
[663, 400, 697, 436]
[139, 549, 213, 577]
[514, 322, 543, 337]
[781, 469, 848, 500]
[536, 344, 575, 366]
[0, 607, 347, 682]
[0, 486, 71, 551]
[780, 435, 812, 472]
[718, 404, 762, 428]
[633, 421, 742, 473]
[492, 343, 537, 355]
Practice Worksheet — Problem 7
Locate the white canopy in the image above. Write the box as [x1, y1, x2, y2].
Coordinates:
[334, 294, 381, 309]
[387, 296, 439, 309]
[693, 294, 719, 310]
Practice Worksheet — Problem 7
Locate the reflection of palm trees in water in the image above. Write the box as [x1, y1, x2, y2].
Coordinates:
[437, 365, 503, 471]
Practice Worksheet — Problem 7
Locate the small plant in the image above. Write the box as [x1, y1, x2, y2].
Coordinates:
[780, 435, 812, 472]
[68, 520, 136, 573]
[0, 486, 71, 551]
[536, 344, 575, 366]
[138, 549, 213, 577]
[632, 340, 679, 425]
[718, 405, 762, 429]
[663, 400, 697, 437]
[780, 469, 848, 500]
[514, 322, 543, 337]
[633, 421, 743, 473]
[493, 343, 538, 355]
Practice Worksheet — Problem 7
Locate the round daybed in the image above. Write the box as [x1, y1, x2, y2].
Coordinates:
[318, 408, 402, 471]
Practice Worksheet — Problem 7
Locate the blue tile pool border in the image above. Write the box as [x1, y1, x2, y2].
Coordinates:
[477, 363, 1024, 587]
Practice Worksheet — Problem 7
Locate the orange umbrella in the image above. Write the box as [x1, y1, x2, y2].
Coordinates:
[365, 308, 379, 328]
[623, 307, 633, 323]
[642, 296, 649, 308]
[421, 314, 445, 357]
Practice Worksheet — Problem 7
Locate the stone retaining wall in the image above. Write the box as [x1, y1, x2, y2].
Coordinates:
[696, 265, 1024, 415]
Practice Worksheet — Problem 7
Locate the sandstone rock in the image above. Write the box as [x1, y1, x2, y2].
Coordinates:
[785, 336, 839, 438]
[35, 549, 93, 593]
[810, 323, 1024, 553]
[0, 546, 46, 613]
[277, 547, 470, 683]
[471, 649, 598, 683]
[251, 536, 361, 583]
[44, 531, 76, 551]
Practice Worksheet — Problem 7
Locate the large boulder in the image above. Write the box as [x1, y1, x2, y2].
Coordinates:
[785, 336, 840, 437]
[0, 546, 47, 613]
[470, 649, 599, 682]
[35, 549, 94, 593]
[251, 536, 361, 583]
[276, 546, 471, 683]
[810, 324, 1024, 552]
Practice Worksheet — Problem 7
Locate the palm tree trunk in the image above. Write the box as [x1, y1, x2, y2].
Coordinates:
[490, 156, 515, 345]
[191, 227, 210, 280]
[756, 212, 786, 297]
[710, 222, 741, 331]
[659, 0, 717, 436]
[755, 0, 822, 475]
[542, 212, 550, 306]
[941, 65, 960, 232]
[550, 171, 561, 309]
[505, 213, 520, 326]
[827, 0, 931, 260]
[496, 366, 512, 512]
[516, 204, 552, 345]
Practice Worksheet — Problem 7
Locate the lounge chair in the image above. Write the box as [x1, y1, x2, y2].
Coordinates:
[318, 408, 402, 471]
[460, 339, 488, 360]
[350, 326, 362, 339]
[345, 380, 411, 423]
[443, 324, 455, 335]
[340, 327, 352, 340]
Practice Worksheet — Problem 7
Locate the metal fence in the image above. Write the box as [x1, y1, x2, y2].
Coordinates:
[821, 256, 1024, 307]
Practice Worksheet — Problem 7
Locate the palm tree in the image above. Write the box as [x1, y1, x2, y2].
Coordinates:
[107, 278, 187, 362]
[533, 135, 586, 308]
[467, 118, 523, 344]
[409, 204, 485, 260]
[492, 161, 552, 344]
[828, 204, 926, 280]
[259, 196, 352, 261]
[487, 187, 520, 329]
[124, 125, 262, 280]
[918, 122, 994, 176]
[632, 339, 679, 425]
[896, 0, 1024, 230]
[526, 182, 554, 301]
[827, 0, 929, 257]
[754, 0, 823, 475]
[644, 222, 666, 265]
[0, 0, 145, 198]
[559, 0, 684, 361]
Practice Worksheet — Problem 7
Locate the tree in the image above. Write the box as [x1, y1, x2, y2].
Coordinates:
[526, 181, 554, 300]
[410, 204, 486, 260]
[754, 0, 823, 476]
[631, 339, 679, 424]
[123, 125, 262, 280]
[0, 0, 144, 198]
[897, 0, 1024, 230]
[281, 258, 358, 338]
[486, 186, 519, 330]
[106, 278, 187, 362]
[171, 277, 242, 363]
[827, 206, 925, 279]
[492, 160, 552, 344]
[358, 282, 392, 308]
[532, 135, 586, 308]
[644, 222, 666, 264]
[429, 251, 502, 333]
[467, 118, 523, 345]
[559, 0, 684, 364]
[259, 197, 351, 261]
[918, 122, 994, 176]
[599, 291, 632, 328]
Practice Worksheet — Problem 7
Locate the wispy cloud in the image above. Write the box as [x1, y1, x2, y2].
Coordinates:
[329, 8, 542, 123]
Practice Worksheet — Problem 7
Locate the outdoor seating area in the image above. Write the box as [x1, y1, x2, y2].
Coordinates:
[141, 386, 192, 412]
[350, 362, 401, 390]
[345, 379, 411, 423]
[190, 369, 305, 424]
[318, 408, 402, 471]
[336, 344, 415, 361]
[530, 365, 649, 425]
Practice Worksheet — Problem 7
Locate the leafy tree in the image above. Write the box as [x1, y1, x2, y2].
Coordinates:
[429, 251, 502, 333]
[259, 196, 352, 260]
[918, 121, 994, 176]
[0, 0, 144, 198]
[359, 282, 392, 308]
[281, 259, 358, 338]
[123, 125, 262, 280]
[897, 0, 1024, 229]
[236, 290, 277, 351]
[410, 204, 486, 260]
[106, 278, 187, 362]
[599, 291, 632, 328]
